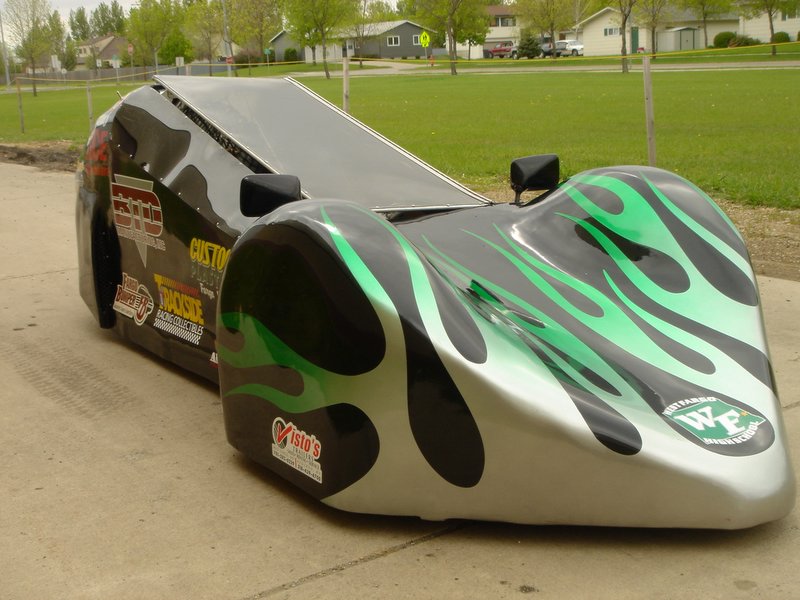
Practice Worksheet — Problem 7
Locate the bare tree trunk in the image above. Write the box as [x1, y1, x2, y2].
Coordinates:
[447, 16, 457, 75]
[322, 35, 330, 79]
[768, 14, 776, 55]
[650, 28, 656, 59]
[31, 64, 37, 97]
[702, 13, 708, 48]
[620, 16, 629, 73]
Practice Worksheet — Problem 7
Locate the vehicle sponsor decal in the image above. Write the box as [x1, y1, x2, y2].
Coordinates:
[200, 283, 216, 301]
[663, 397, 766, 446]
[189, 238, 230, 289]
[153, 274, 205, 345]
[111, 174, 166, 265]
[272, 417, 323, 483]
[112, 273, 154, 325]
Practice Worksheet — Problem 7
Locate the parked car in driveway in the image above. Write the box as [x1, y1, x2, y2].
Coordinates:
[540, 40, 584, 57]
[557, 40, 584, 56]
[486, 41, 518, 59]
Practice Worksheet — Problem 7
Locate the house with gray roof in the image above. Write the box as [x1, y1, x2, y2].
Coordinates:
[270, 20, 436, 63]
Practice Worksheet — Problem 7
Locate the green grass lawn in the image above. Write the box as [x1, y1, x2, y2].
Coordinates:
[399, 41, 800, 70]
[1, 67, 798, 208]
[0, 83, 142, 144]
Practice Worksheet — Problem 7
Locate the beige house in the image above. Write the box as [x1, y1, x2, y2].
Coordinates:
[472, 4, 796, 59]
[739, 8, 800, 41]
[575, 6, 740, 55]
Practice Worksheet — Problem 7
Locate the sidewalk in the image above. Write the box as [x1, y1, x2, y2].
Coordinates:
[0, 162, 797, 599]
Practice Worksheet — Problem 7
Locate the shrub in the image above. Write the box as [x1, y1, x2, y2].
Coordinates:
[771, 31, 790, 43]
[728, 34, 759, 47]
[517, 33, 541, 59]
[283, 47, 299, 62]
[713, 31, 736, 48]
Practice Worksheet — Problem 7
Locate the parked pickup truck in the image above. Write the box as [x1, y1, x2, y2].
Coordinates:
[485, 41, 518, 59]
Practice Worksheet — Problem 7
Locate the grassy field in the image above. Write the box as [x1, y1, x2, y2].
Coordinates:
[0, 83, 142, 145]
[1, 67, 798, 208]
[300, 70, 800, 208]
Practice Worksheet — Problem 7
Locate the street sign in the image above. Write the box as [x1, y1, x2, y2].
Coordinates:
[420, 31, 430, 47]
[128, 43, 133, 55]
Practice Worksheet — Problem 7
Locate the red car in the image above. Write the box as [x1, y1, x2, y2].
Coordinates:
[486, 41, 518, 59]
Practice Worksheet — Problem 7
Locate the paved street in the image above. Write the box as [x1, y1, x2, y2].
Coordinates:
[1, 162, 798, 599]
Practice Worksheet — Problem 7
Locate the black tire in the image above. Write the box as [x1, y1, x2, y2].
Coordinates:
[91, 216, 121, 328]
[511, 51, 518, 59]
[572, 49, 578, 56]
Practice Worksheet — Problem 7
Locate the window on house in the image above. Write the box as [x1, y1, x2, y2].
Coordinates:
[604, 27, 620, 36]
[412, 35, 421, 45]
[781, 8, 797, 20]
[387, 36, 400, 46]
[494, 16, 516, 26]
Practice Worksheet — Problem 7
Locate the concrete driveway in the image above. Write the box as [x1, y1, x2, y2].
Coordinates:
[1, 162, 798, 599]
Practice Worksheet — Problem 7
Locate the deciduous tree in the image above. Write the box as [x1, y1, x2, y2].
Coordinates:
[91, 2, 126, 37]
[739, 0, 797, 54]
[284, 0, 358, 78]
[68, 7, 91, 41]
[514, 0, 572, 60]
[418, 0, 489, 74]
[5, 0, 51, 94]
[634, 0, 671, 54]
[127, 0, 178, 69]
[229, 0, 281, 73]
[614, 0, 637, 72]
[185, 0, 223, 74]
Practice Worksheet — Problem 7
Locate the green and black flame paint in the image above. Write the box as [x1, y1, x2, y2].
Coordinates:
[217, 166, 775, 498]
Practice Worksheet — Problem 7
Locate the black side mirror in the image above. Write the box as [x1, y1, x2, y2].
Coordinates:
[240, 174, 302, 217]
[510, 154, 560, 204]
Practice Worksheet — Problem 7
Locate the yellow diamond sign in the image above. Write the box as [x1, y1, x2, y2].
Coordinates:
[420, 32, 430, 47]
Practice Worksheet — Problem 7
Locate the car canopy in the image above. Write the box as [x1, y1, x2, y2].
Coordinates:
[155, 75, 490, 212]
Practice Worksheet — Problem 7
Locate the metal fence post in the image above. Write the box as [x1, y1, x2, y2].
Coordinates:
[343, 56, 350, 114]
[16, 75, 25, 133]
[643, 55, 656, 167]
[86, 80, 94, 135]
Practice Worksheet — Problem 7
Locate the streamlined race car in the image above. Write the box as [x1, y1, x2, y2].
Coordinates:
[76, 75, 795, 528]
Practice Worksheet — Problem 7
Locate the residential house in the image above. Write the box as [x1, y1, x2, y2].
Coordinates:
[575, 7, 642, 56]
[484, 5, 520, 47]
[272, 21, 435, 63]
[270, 31, 298, 63]
[76, 35, 129, 70]
[352, 20, 433, 59]
[739, 8, 799, 41]
[575, 6, 739, 55]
